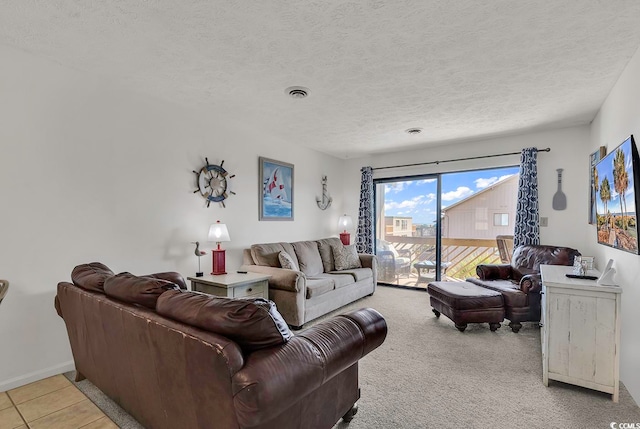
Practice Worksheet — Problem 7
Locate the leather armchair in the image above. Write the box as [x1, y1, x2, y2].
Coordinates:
[467, 244, 580, 332]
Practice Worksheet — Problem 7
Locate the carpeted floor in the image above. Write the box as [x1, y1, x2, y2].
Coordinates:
[67, 286, 640, 429]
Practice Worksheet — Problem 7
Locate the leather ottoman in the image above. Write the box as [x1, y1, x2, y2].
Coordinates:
[427, 281, 505, 332]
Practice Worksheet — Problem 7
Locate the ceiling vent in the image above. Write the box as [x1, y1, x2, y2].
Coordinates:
[405, 128, 423, 135]
[285, 86, 309, 99]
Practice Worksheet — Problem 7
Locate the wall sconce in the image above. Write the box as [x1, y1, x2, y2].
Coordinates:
[338, 214, 353, 245]
[208, 221, 230, 275]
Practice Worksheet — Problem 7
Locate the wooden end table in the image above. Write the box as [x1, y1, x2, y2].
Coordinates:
[187, 273, 270, 299]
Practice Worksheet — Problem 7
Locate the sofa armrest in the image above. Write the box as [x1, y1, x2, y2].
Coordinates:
[520, 273, 542, 294]
[239, 264, 305, 293]
[476, 264, 514, 280]
[358, 253, 376, 270]
[231, 308, 387, 428]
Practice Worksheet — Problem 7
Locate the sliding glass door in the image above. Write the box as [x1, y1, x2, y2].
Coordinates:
[374, 166, 519, 288]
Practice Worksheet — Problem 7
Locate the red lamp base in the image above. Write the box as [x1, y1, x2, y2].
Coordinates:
[339, 232, 351, 245]
[211, 249, 226, 275]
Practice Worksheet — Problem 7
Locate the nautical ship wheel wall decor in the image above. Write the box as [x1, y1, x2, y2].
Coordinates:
[193, 158, 236, 208]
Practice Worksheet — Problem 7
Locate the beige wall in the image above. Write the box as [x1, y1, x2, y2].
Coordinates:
[0, 45, 346, 390]
[589, 45, 640, 402]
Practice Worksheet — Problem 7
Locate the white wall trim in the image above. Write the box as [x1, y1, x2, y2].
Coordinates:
[0, 361, 75, 392]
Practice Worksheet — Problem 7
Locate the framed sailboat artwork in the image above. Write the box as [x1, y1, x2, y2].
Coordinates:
[259, 157, 294, 221]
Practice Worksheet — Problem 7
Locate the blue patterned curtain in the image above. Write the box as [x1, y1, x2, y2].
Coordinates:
[514, 148, 540, 248]
[356, 166, 374, 254]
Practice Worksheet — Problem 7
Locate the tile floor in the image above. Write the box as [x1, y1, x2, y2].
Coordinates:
[0, 375, 117, 429]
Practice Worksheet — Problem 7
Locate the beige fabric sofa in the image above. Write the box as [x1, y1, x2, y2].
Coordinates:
[240, 237, 377, 328]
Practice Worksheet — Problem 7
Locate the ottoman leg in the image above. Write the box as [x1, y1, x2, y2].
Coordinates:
[509, 321, 522, 333]
[455, 323, 467, 332]
[432, 309, 440, 318]
[489, 323, 501, 332]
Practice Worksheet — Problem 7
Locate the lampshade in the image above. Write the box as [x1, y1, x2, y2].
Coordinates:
[208, 221, 230, 243]
[338, 214, 353, 232]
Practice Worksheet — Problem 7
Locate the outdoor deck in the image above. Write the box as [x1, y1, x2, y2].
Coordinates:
[378, 236, 504, 288]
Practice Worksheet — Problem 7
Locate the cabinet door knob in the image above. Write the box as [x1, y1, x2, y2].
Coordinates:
[247, 288, 253, 292]
[540, 291, 545, 295]
[538, 323, 544, 327]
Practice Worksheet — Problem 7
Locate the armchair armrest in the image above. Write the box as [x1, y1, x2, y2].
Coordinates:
[239, 264, 305, 293]
[476, 264, 514, 280]
[231, 308, 387, 428]
[520, 273, 542, 294]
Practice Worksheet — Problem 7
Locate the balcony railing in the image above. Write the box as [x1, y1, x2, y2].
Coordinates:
[383, 235, 502, 284]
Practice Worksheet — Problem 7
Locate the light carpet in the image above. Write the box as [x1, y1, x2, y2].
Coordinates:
[66, 286, 640, 429]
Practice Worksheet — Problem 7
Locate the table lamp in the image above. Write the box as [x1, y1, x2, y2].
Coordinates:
[208, 221, 230, 275]
[338, 214, 353, 245]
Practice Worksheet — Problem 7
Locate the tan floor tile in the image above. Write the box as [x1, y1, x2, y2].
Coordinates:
[0, 393, 12, 411]
[17, 385, 86, 423]
[29, 400, 104, 429]
[7, 375, 71, 405]
[0, 407, 25, 429]
[79, 416, 118, 429]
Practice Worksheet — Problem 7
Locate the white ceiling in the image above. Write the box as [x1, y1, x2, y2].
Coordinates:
[2, 1, 640, 159]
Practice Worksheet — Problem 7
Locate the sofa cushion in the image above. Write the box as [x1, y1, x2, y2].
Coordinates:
[332, 244, 362, 270]
[319, 273, 354, 289]
[251, 242, 299, 268]
[329, 267, 372, 282]
[317, 238, 342, 273]
[156, 290, 293, 352]
[291, 241, 324, 276]
[306, 277, 335, 299]
[103, 272, 180, 309]
[278, 251, 299, 271]
[71, 262, 114, 293]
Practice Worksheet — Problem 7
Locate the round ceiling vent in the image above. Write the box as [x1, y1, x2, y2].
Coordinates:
[285, 86, 309, 99]
[405, 128, 423, 135]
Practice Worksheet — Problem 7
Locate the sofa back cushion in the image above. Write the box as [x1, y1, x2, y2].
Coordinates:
[156, 290, 293, 352]
[316, 238, 342, 272]
[251, 242, 299, 268]
[103, 273, 181, 309]
[71, 262, 114, 293]
[291, 240, 324, 276]
[512, 245, 580, 272]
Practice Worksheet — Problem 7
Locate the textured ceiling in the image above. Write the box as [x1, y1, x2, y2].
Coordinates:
[2, 1, 640, 158]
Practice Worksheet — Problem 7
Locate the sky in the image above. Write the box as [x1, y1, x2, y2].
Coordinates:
[381, 166, 520, 224]
[594, 137, 637, 216]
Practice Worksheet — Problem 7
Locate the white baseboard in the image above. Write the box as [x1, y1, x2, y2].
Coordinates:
[0, 361, 76, 392]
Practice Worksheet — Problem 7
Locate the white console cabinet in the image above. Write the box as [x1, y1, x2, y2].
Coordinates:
[540, 264, 622, 402]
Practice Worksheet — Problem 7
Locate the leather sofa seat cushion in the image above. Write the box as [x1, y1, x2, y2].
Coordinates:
[103, 273, 180, 309]
[156, 290, 293, 352]
[316, 237, 342, 272]
[291, 241, 324, 276]
[71, 262, 115, 293]
[467, 278, 527, 307]
[251, 242, 299, 268]
[306, 277, 335, 299]
[329, 268, 372, 282]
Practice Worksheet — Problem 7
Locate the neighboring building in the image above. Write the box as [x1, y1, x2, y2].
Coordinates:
[384, 216, 414, 237]
[441, 175, 518, 239]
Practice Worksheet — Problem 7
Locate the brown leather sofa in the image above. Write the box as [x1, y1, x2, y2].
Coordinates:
[55, 263, 387, 429]
[467, 244, 580, 332]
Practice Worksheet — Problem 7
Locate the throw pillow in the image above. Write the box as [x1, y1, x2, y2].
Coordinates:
[156, 290, 293, 352]
[278, 251, 299, 271]
[333, 244, 362, 271]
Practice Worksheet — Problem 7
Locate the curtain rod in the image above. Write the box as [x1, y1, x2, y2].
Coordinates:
[372, 147, 551, 171]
